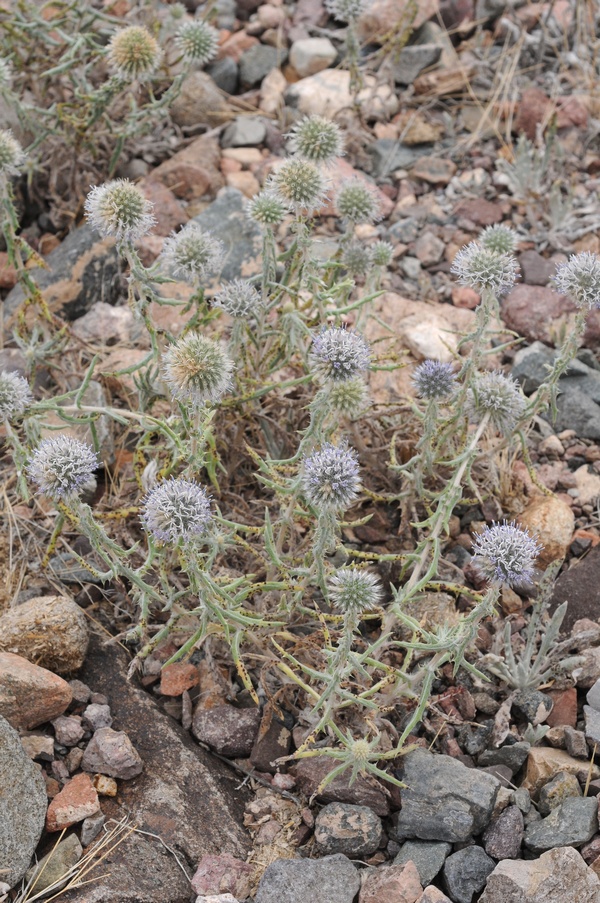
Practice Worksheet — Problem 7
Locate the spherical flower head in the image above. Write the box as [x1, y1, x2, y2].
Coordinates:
[162, 223, 224, 284]
[412, 360, 457, 401]
[141, 478, 212, 545]
[371, 240, 393, 267]
[213, 279, 262, 318]
[451, 241, 519, 294]
[0, 371, 32, 421]
[328, 567, 383, 614]
[269, 158, 328, 214]
[466, 370, 526, 431]
[84, 179, 155, 243]
[107, 25, 162, 80]
[247, 190, 289, 227]
[27, 436, 99, 501]
[325, 377, 370, 418]
[0, 129, 25, 177]
[287, 115, 344, 165]
[325, 0, 371, 22]
[176, 20, 219, 65]
[341, 242, 372, 277]
[553, 252, 600, 310]
[162, 332, 233, 408]
[311, 326, 371, 383]
[301, 442, 361, 512]
[335, 179, 381, 224]
[480, 224, 518, 256]
[472, 521, 542, 588]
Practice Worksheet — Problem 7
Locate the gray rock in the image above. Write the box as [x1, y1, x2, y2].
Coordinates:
[221, 117, 266, 148]
[206, 57, 239, 94]
[584, 705, 600, 747]
[483, 805, 524, 859]
[239, 45, 285, 89]
[82, 703, 113, 731]
[52, 714, 85, 746]
[389, 218, 419, 243]
[512, 689, 554, 726]
[564, 727, 589, 759]
[519, 249, 559, 286]
[586, 678, 600, 712]
[255, 854, 360, 903]
[524, 797, 598, 853]
[539, 772, 582, 816]
[480, 846, 600, 903]
[314, 802, 382, 857]
[552, 385, 600, 440]
[4, 223, 120, 319]
[80, 812, 105, 847]
[192, 188, 262, 282]
[193, 704, 260, 757]
[394, 839, 451, 885]
[511, 341, 556, 395]
[478, 742, 530, 775]
[170, 71, 232, 129]
[443, 846, 495, 903]
[290, 38, 337, 78]
[291, 757, 390, 816]
[457, 720, 493, 756]
[0, 714, 47, 888]
[394, 44, 442, 85]
[26, 833, 82, 894]
[394, 749, 500, 842]
[367, 139, 418, 178]
[81, 727, 143, 779]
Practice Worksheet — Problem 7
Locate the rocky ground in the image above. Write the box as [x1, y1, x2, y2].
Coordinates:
[3, 1, 600, 902]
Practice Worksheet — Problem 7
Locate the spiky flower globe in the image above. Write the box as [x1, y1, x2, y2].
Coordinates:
[328, 567, 383, 614]
[480, 224, 518, 256]
[472, 521, 542, 588]
[324, 378, 370, 418]
[451, 241, 519, 294]
[247, 191, 289, 227]
[466, 371, 526, 431]
[163, 333, 233, 408]
[270, 158, 328, 214]
[107, 25, 162, 80]
[162, 223, 224, 283]
[554, 252, 600, 310]
[85, 180, 155, 243]
[27, 436, 99, 501]
[371, 240, 393, 267]
[213, 279, 262, 318]
[301, 443, 361, 512]
[412, 360, 457, 401]
[341, 242, 372, 277]
[141, 478, 212, 545]
[0, 371, 32, 421]
[287, 115, 344, 165]
[336, 179, 381, 224]
[325, 0, 371, 22]
[311, 326, 371, 382]
[175, 20, 219, 65]
[0, 129, 24, 177]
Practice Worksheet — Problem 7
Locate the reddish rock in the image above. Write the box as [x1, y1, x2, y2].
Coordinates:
[192, 704, 261, 757]
[0, 594, 89, 674]
[0, 652, 72, 730]
[191, 852, 253, 899]
[147, 134, 224, 202]
[139, 179, 188, 236]
[557, 95, 589, 130]
[291, 757, 390, 816]
[81, 727, 143, 779]
[0, 251, 17, 289]
[546, 687, 578, 729]
[417, 889, 453, 903]
[411, 156, 456, 186]
[358, 0, 438, 41]
[359, 860, 423, 903]
[452, 285, 480, 309]
[217, 31, 259, 62]
[439, 0, 474, 29]
[502, 284, 600, 350]
[517, 494, 574, 569]
[52, 714, 85, 746]
[549, 544, 600, 635]
[46, 772, 101, 831]
[513, 87, 552, 140]
[454, 198, 503, 226]
[159, 662, 199, 697]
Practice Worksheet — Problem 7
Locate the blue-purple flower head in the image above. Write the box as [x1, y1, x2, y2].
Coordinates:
[472, 521, 542, 588]
[301, 443, 361, 512]
[141, 478, 212, 545]
[0, 371, 32, 421]
[27, 436, 99, 501]
[553, 252, 600, 310]
[412, 360, 457, 401]
[311, 326, 371, 383]
[451, 241, 519, 295]
[328, 567, 383, 614]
